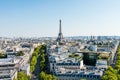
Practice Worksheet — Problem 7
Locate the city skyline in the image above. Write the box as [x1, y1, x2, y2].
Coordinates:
[0, 0, 120, 37]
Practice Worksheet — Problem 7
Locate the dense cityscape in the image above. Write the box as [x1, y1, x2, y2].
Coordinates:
[1, 0, 120, 80]
[0, 20, 120, 80]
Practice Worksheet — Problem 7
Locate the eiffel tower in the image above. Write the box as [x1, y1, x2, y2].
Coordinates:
[56, 19, 64, 42]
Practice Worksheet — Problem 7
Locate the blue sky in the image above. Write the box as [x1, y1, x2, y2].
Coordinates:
[0, 0, 120, 37]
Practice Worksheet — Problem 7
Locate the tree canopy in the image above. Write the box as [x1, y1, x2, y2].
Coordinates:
[30, 45, 41, 72]
[39, 71, 56, 80]
[101, 45, 120, 80]
[17, 72, 30, 80]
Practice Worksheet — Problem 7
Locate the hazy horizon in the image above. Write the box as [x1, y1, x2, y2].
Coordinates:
[0, 0, 120, 37]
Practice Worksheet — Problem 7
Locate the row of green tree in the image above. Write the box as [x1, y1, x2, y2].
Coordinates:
[101, 45, 120, 80]
[14, 72, 30, 80]
[30, 45, 41, 72]
[39, 71, 56, 80]
[39, 45, 46, 71]
[39, 45, 57, 80]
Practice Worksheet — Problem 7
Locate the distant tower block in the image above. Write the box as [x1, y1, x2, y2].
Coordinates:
[56, 19, 64, 42]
